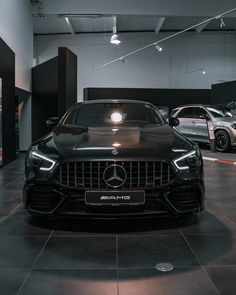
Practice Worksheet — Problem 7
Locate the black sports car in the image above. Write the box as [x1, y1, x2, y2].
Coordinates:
[23, 99, 205, 218]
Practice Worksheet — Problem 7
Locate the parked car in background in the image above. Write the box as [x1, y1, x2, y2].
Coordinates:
[171, 104, 236, 152]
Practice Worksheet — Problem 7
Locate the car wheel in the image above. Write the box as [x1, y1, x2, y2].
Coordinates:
[215, 130, 231, 152]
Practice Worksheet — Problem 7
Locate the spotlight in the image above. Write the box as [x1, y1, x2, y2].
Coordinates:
[110, 16, 121, 45]
[155, 44, 163, 52]
[111, 34, 121, 45]
[120, 57, 127, 64]
[112, 142, 121, 147]
[202, 70, 206, 75]
[111, 112, 122, 123]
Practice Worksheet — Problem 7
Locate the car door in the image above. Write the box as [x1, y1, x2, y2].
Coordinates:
[191, 107, 209, 142]
[174, 107, 195, 139]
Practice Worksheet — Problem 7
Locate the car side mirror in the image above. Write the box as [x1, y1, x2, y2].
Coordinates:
[200, 114, 211, 120]
[169, 117, 180, 127]
[46, 117, 59, 128]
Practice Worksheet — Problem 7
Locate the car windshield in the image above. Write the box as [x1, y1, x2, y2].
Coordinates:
[206, 107, 226, 118]
[64, 102, 164, 125]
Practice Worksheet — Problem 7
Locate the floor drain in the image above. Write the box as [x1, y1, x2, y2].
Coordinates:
[155, 262, 174, 272]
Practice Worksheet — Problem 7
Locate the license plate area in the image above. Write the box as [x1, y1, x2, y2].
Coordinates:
[85, 190, 145, 206]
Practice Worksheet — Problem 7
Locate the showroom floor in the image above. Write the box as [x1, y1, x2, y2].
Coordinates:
[0, 153, 236, 295]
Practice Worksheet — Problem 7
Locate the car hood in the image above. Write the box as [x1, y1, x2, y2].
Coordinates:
[38, 124, 194, 160]
[214, 116, 236, 123]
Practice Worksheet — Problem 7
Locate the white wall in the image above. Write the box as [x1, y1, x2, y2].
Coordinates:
[0, 0, 33, 150]
[0, 0, 33, 91]
[35, 31, 236, 101]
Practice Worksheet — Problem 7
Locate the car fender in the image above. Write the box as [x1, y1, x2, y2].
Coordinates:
[213, 126, 235, 145]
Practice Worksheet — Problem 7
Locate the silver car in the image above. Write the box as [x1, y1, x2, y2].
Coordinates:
[171, 105, 236, 152]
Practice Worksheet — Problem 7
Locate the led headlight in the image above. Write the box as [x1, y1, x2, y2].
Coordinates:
[173, 150, 200, 170]
[28, 150, 56, 171]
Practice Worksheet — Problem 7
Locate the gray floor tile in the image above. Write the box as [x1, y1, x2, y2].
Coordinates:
[205, 266, 236, 295]
[179, 210, 236, 235]
[0, 189, 22, 202]
[118, 235, 199, 268]
[118, 267, 218, 295]
[186, 234, 236, 266]
[0, 236, 48, 268]
[0, 215, 52, 236]
[52, 218, 180, 237]
[20, 269, 117, 295]
[0, 269, 29, 295]
[0, 200, 21, 215]
[35, 237, 116, 269]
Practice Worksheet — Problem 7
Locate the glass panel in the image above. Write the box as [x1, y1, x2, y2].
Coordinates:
[192, 107, 208, 118]
[177, 107, 195, 118]
[157, 106, 169, 118]
[65, 103, 163, 126]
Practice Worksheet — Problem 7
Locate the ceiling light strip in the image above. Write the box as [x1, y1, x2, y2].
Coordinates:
[96, 7, 236, 69]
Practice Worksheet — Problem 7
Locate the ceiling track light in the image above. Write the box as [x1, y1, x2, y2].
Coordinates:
[110, 16, 121, 45]
[31, 0, 45, 18]
[155, 44, 163, 52]
[120, 57, 128, 64]
[220, 17, 226, 28]
[186, 68, 206, 75]
[96, 7, 236, 69]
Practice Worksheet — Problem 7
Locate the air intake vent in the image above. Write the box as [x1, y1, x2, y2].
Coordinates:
[167, 187, 200, 213]
[29, 186, 62, 213]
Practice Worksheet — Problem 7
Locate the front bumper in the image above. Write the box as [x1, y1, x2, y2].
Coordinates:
[23, 181, 205, 219]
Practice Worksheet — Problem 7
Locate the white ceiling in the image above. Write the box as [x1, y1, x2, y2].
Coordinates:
[33, 15, 236, 35]
[32, 0, 236, 35]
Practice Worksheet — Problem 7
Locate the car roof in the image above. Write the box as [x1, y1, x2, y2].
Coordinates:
[77, 99, 154, 106]
[172, 104, 212, 110]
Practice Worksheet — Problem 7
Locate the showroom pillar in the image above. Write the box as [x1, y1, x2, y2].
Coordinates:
[32, 57, 58, 142]
[0, 37, 16, 166]
[31, 47, 77, 142]
[58, 47, 77, 118]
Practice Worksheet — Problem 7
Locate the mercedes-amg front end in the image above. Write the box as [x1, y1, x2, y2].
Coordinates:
[23, 100, 205, 219]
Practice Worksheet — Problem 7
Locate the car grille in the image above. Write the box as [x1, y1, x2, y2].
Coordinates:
[55, 161, 175, 190]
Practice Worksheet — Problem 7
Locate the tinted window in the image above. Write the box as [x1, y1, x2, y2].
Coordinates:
[193, 108, 208, 118]
[177, 107, 209, 119]
[157, 106, 169, 118]
[64, 103, 163, 125]
[177, 108, 195, 118]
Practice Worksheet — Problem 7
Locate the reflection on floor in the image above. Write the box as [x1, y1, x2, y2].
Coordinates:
[0, 153, 236, 294]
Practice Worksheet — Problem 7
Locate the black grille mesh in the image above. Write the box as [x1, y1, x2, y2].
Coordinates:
[55, 161, 174, 190]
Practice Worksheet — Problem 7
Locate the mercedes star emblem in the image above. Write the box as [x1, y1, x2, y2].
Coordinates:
[112, 148, 119, 155]
[103, 164, 127, 188]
